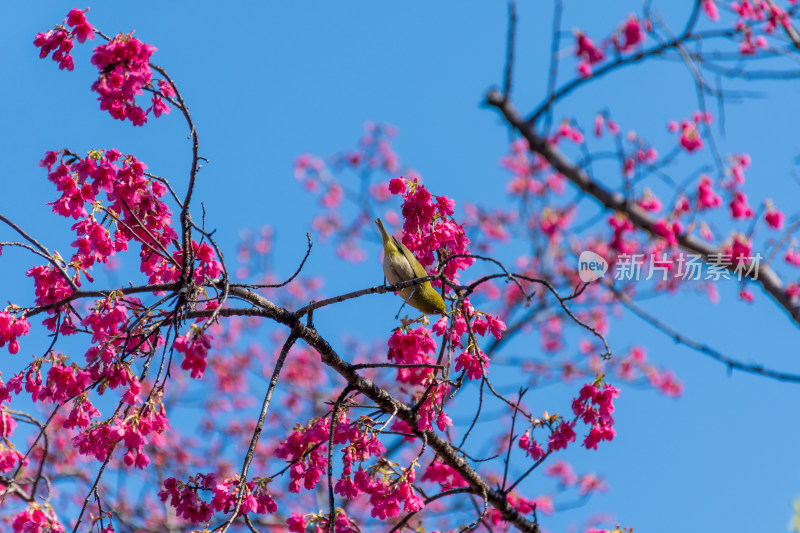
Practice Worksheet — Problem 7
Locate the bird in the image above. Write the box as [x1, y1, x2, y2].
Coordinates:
[375, 218, 446, 315]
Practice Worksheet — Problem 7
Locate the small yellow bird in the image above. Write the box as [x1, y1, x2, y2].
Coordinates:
[375, 218, 446, 315]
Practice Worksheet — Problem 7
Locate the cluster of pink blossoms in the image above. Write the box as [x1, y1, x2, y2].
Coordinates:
[296, 124, 400, 206]
[210, 477, 278, 516]
[175, 241, 224, 286]
[732, 0, 789, 54]
[784, 248, 800, 267]
[79, 295, 152, 406]
[296, 123, 402, 263]
[174, 329, 213, 379]
[610, 16, 645, 53]
[696, 176, 723, 210]
[484, 491, 556, 526]
[444, 304, 506, 381]
[34, 149, 180, 333]
[0, 311, 30, 355]
[669, 111, 712, 153]
[621, 143, 658, 179]
[574, 16, 645, 77]
[274, 411, 429, 522]
[357, 122, 401, 173]
[33, 8, 94, 71]
[38, 148, 222, 313]
[383, 298, 506, 429]
[386, 326, 438, 385]
[553, 121, 585, 145]
[539, 209, 576, 244]
[730, 191, 754, 219]
[575, 32, 605, 77]
[1, 287, 164, 472]
[573, 380, 620, 450]
[652, 218, 683, 247]
[83, 298, 155, 357]
[23, 360, 92, 405]
[335, 419, 387, 495]
[545, 459, 578, 486]
[454, 346, 489, 380]
[416, 382, 453, 432]
[72, 402, 168, 469]
[421, 459, 468, 489]
[547, 460, 610, 497]
[275, 416, 348, 493]
[581, 108, 786, 306]
[519, 379, 620, 460]
[293, 153, 344, 217]
[638, 188, 663, 213]
[594, 114, 621, 138]
[765, 204, 785, 230]
[158, 474, 216, 523]
[90, 34, 160, 125]
[611, 346, 683, 397]
[363, 465, 424, 519]
[702, 0, 789, 55]
[0, 408, 27, 479]
[608, 213, 635, 255]
[12, 505, 66, 533]
[500, 138, 566, 198]
[42, 149, 174, 258]
[159, 473, 277, 523]
[336, 427, 424, 519]
[35, 9, 173, 125]
[336, 461, 424, 520]
[389, 177, 474, 282]
[287, 510, 357, 533]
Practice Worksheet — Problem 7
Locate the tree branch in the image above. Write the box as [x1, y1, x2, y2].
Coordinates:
[484, 89, 800, 328]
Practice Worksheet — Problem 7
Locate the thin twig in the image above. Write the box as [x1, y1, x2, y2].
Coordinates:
[217, 332, 299, 532]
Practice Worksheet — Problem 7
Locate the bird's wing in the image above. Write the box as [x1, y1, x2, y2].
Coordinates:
[392, 236, 429, 279]
[385, 254, 416, 283]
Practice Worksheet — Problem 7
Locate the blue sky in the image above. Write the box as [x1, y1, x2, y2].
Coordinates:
[2, 2, 800, 532]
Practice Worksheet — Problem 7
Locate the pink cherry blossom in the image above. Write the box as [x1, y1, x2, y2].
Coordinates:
[615, 16, 645, 52]
[729, 191, 754, 219]
[678, 121, 703, 152]
[765, 206, 785, 229]
[90, 34, 158, 125]
[697, 176, 722, 210]
[704, 0, 720, 21]
[575, 31, 605, 77]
